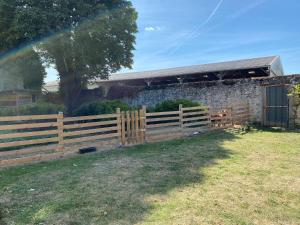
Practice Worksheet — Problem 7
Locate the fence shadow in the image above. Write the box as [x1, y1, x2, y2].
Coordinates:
[0, 130, 239, 225]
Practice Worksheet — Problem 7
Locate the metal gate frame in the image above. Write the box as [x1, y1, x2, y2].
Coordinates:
[263, 84, 290, 127]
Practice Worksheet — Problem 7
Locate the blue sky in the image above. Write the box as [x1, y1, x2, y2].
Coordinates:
[46, 0, 300, 82]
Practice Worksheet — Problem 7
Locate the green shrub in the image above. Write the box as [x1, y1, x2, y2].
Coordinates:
[73, 100, 131, 116]
[0, 107, 16, 117]
[289, 84, 300, 97]
[150, 99, 201, 112]
[0, 102, 65, 116]
[19, 102, 65, 115]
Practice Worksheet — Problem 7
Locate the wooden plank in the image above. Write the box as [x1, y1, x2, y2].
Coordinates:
[63, 114, 118, 122]
[183, 111, 209, 117]
[146, 116, 180, 123]
[0, 144, 58, 157]
[182, 116, 210, 122]
[0, 130, 58, 140]
[0, 137, 59, 148]
[121, 112, 126, 145]
[57, 112, 64, 152]
[126, 111, 131, 143]
[63, 120, 117, 130]
[139, 108, 144, 143]
[179, 104, 183, 129]
[0, 153, 64, 167]
[131, 111, 135, 144]
[0, 114, 58, 122]
[147, 127, 181, 135]
[135, 111, 140, 143]
[183, 121, 211, 127]
[63, 126, 118, 137]
[63, 133, 119, 144]
[116, 108, 122, 146]
[232, 113, 250, 118]
[182, 106, 209, 111]
[141, 106, 147, 143]
[146, 122, 180, 129]
[0, 156, 42, 167]
[0, 122, 58, 131]
[146, 111, 180, 117]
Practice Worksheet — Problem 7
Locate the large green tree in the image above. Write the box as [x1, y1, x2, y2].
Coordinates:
[0, 0, 138, 113]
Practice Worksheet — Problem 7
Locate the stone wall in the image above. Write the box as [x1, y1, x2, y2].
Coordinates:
[122, 79, 264, 122]
[94, 74, 300, 125]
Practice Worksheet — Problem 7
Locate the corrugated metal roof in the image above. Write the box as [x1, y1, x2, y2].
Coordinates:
[44, 56, 281, 92]
[104, 55, 280, 81]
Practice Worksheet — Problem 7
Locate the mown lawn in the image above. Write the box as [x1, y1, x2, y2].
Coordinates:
[0, 129, 299, 225]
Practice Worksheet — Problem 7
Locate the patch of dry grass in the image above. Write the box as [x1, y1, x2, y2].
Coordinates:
[0, 129, 299, 225]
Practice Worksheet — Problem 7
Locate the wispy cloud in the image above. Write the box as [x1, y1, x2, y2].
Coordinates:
[145, 26, 163, 32]
[197, 0, 224, 30]
[167, 0, 224, 54]
[229, 0, 268, 19]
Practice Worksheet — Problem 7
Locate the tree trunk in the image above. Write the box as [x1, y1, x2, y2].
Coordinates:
[59, 71, 82, 115]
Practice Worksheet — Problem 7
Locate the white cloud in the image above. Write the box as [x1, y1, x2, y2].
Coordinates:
[145, 26, 163, 32]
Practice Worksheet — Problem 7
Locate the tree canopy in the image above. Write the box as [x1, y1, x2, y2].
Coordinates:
[0, 49, 46, 91]
[0, 0, 138, 113]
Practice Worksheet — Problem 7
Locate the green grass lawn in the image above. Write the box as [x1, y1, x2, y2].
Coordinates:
[0, 129, 299, 225]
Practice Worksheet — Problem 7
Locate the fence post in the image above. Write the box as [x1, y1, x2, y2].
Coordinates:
[121, 111, 126, 146]
[126, 111, 131, 144]
[116, 108, 122, 147]
[179, 104, 183, 133]
[57, 112, 64, 153]
[131, 111, 136, 144]
[135, 111, 139, 143]
[229, 106, 235, 126]
[142, 106, 147, 143]
[208, 106, 212, 129]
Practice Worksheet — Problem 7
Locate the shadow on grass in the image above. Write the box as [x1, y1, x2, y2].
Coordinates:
[0, 131, 238, 225]
[252, 125, 300, 133]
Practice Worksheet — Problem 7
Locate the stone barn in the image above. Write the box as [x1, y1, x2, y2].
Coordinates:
[44, 56, 300, 127]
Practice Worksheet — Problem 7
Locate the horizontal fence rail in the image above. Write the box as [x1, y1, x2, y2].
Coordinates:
[0, 103, 250, 167]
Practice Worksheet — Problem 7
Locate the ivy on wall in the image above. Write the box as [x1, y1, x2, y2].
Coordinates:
[289, 84, 300, 127]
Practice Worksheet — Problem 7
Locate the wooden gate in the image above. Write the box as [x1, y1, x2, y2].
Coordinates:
[264, 85, 289, 127]
[120, 108, 146, 145]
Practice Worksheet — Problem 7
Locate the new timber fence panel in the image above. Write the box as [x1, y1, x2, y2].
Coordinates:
[0, 114, 61, 167]
[181, 105, 211, 134]
[145, 108, 182, 142]
[62, 111, 120, 149]
[0, 111, 121, 167]
[231, 103, 250, 125]
[211, 108, 233, 128]
[120, 109, 145, 145]
[0, 104, 251, 168]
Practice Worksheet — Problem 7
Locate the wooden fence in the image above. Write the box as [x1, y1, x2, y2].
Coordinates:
[0, 103, 250, 167]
